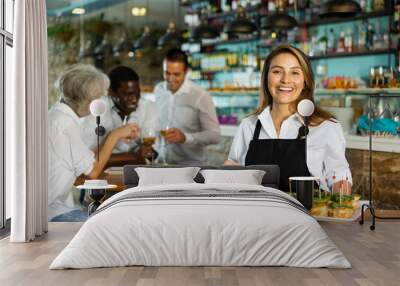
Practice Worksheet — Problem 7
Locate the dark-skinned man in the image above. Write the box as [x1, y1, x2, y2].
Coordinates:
[82, 66, 158, 166]
[153, 48, 221, 165]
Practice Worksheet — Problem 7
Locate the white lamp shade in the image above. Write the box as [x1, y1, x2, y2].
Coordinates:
[297, 99, 315, 117]
[89, 99, 107, 116]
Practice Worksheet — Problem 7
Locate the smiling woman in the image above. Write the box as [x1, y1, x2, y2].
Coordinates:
[226, 44, 353, 195]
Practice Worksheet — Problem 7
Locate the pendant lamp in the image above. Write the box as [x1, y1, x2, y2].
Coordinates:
[191, 11, 219, 40]
[79, 40, 95, 59]
[262, 0, 298, 30]
[134, 26, 157, 50]
[319, 0, 361, 18]
[113, 37, 134, 56]
[94, 38, 113, 59]
[224, 6, 256, 38]
[262, 12, 298, 30]
[179, 0, 192, 6]
[158, 22, 183, 49]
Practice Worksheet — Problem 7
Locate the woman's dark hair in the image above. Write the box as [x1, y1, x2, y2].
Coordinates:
[165, 48, 189, 69]
[108, 66, 140, 92]
[253, 44, 334, 126]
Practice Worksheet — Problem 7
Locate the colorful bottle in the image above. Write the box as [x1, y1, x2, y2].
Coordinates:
[345, 28, 353, 53]
[337, 31, 345, 53]
[327, 28, 336, 53]
[366, 22, 374, 50]
[358, 21, 367, 51]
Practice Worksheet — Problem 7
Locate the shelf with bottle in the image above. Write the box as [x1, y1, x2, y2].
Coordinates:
[303, 9, 393, 27]
[309, 48, 396, 60]
[256, 44, 396, 60]
[200, 35, 260, 47]
[206, 2, 260, 20]
[257, 17, 394, 61]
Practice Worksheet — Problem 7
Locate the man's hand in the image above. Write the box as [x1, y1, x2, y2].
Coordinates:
[164, 128, 186, 144]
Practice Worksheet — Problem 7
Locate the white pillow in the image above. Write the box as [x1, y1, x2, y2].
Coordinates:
[200, 169, 266, 185]
[135, 167, 201, 186]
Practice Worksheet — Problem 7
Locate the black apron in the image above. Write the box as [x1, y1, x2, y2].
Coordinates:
[245, 120, 311, 192]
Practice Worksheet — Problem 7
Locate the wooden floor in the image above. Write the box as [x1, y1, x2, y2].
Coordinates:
[0, 221, 399, 286]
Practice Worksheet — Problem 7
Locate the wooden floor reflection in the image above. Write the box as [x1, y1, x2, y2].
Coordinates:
[0, 220, 399, 286]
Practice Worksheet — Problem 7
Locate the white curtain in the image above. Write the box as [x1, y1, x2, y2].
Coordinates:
[8, 0, 48, 242]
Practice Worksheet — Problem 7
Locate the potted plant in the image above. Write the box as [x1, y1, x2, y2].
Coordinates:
[48, 23, 75, 43]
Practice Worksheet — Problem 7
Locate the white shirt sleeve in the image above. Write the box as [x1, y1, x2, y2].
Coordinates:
[323, 122, 353, 187]
[228, 119, 251, 165]
[64, 125, 95, 176]
[184, 93, 221, 146]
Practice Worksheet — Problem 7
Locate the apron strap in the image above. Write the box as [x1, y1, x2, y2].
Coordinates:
[253, 120, 262, 140]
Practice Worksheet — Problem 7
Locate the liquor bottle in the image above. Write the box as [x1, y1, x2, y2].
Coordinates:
[268, 0, 276, 12]
[337, 31, 345, 53]
[397, 38, 400, 77]
[210, 0, 222, 13]
[394, 0, 400, 32]
[327, 28, 336, 53]
[358, 21, 367, 51]
[345, 28, 353, 53]
[366, 22, 374, 50]
[366, 0, 373, 13]
[359, 0, 367, 12]
[373, 0, 385, 11]
[373, 22, 381, 49]
[221, 0, 231, 11]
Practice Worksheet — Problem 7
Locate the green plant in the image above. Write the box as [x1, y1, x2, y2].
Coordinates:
[48, 23, 75, 42]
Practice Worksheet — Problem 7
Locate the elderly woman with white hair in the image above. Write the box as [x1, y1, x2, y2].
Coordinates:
[48, 64, 139, 222]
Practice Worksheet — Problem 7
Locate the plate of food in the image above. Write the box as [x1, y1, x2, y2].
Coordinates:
[310, 192, 367, 222]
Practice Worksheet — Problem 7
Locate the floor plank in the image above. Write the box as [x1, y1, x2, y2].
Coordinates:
[0, 221, 399, 286]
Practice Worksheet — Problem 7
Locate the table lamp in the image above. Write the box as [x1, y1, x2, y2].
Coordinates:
[297, 99, 315, 172]
[89, 99, 107, 161]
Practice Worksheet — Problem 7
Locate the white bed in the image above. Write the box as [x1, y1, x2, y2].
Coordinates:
[50, 183, 351, 269]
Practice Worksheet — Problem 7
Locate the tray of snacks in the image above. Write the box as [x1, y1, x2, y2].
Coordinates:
[310, 192, 367, 221]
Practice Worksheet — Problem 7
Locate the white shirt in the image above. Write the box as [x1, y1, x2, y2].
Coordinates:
[228, 106, 352, 191]
[153, 78, 221, 165]
[81, 96, 159, 153]
[48, 102, 95, 220]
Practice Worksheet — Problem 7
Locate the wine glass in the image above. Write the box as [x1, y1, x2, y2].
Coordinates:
[156, 122, 170, 165]
[159, 122, 170, 139]
[142, 128, 156, 164]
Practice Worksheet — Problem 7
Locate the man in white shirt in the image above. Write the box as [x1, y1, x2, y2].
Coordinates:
[82, 66, 159, 165]
[153, 48, 221, 165]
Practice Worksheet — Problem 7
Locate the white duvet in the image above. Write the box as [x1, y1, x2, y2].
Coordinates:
[50, 183, 351, 269]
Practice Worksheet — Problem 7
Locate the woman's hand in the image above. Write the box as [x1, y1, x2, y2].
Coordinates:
[224, 159, 240, 166]
[112, 123, 139, 141]
[332, 180, 352, 195]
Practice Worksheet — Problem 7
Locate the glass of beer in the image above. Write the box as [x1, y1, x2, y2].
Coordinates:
[159, 124, 170, 138]
[142, 128, 156, 164]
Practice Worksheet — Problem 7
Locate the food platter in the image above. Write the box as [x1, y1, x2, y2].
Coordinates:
[313, 200, 369, 222]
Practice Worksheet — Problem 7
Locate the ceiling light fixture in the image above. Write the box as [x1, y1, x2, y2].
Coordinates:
[134, 26, 157, 50]
[262, 0, 298, 30]
[158, 21, 183, 49]
[132, 7, 147, 17]
[72, 8, 85, 15]
[224, 6, 256, 38]
[319, 0, 362, 18]
[191, 10, 219, 40]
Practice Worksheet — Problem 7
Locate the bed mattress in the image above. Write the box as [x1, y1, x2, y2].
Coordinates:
[50, 183, 351, 269]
